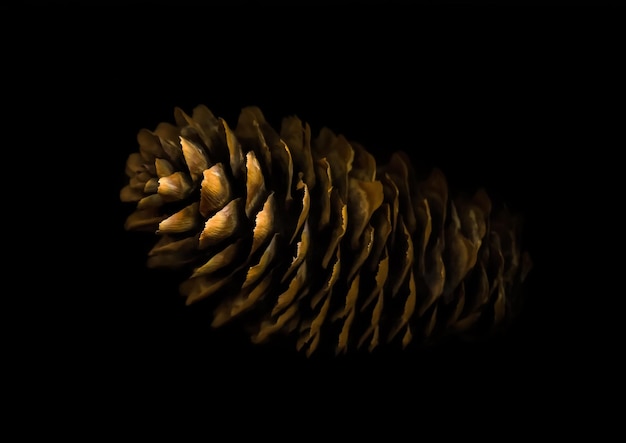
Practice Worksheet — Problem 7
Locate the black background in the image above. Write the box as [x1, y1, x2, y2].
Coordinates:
[26, 0, 609, 431]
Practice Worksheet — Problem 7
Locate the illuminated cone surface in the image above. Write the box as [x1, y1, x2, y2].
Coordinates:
[121, 105, 532, 356]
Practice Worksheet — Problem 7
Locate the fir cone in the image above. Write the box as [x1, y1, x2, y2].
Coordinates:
[120, 105, 532, 356]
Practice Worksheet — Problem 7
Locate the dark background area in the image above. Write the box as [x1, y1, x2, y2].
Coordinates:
[26, 0, 608, 429]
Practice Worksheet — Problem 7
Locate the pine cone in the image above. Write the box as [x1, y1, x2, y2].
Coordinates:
[120, 105, 532, 356]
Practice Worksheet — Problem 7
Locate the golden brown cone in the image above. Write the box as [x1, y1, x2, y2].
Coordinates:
[121, 104, 532, 355]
